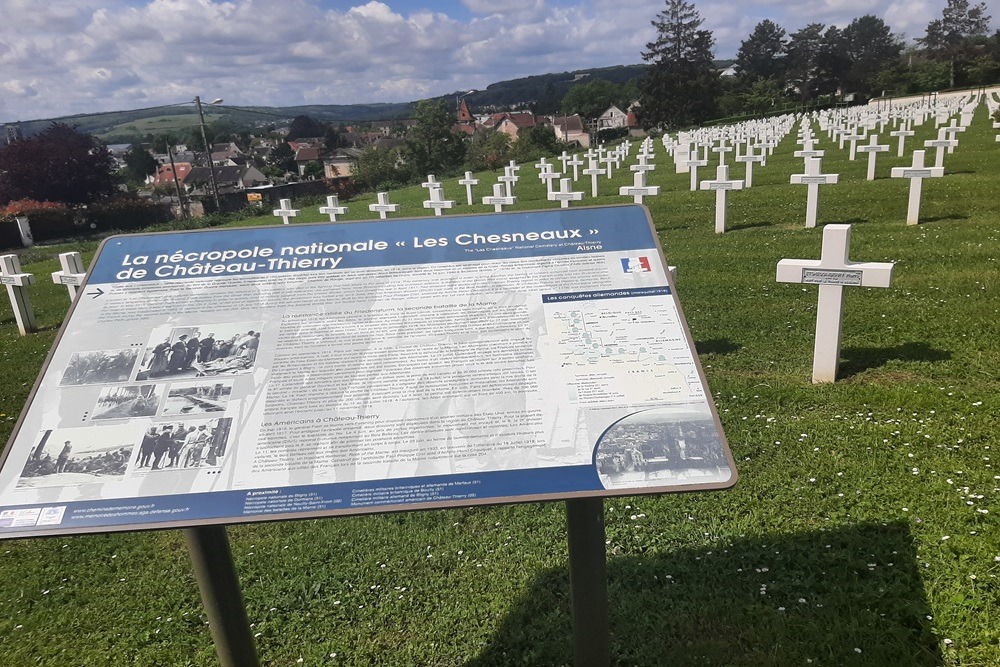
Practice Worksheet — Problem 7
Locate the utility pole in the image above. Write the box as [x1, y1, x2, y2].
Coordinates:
[195, 96, 222, 212]
[167, 146, 189, 219]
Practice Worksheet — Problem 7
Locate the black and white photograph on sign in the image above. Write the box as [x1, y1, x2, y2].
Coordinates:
[17, 426, 136, 489]
[135, 417, 233, 471]
[161, 381, 233, 416]
[135, 323, 261, 381]
[59, 349, 140, 386]
[595, 408, 731, 488]
[91, 384, 162, 420]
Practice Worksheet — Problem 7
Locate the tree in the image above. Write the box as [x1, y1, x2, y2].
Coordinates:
[638, 0, 720, 129]
[920, 0, 992, 86]
[0, 123, 118, 206]
[510, 124, 562, 163]
[354, 146, 404, 190]
[785, 23, 826, 102]
[814, 26, 851, 98]
[302, 161, 325, 180]
[286, 115, 328, 141]
[268, 142, 296, 174]
[561, 79, 623, 119]
[842, 15, 903, 97]
[403, 99, 466, 178]
[323, 126, 343, 151]
[465, 130, 510, 172]
[735, 20, 788, 82]
[123, 145, 158, 184]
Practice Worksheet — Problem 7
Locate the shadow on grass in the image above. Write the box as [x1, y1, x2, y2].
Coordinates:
[695, 338, 741, 356]
[467, 522, 941, 667]
[918, 214, 969, 224]
[728, 221, 773, 232]
[839, 341, 952, 379]
[822, 217, 867, 226]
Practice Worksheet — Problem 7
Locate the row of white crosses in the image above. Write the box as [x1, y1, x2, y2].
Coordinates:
[1, 250, 91, 336]
[273, 196, 350, 225]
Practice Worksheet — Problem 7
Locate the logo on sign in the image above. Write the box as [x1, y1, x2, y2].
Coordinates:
[621, 257, 651, 273]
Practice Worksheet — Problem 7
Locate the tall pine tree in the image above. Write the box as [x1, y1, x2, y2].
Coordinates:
[638, 0, 719, 129]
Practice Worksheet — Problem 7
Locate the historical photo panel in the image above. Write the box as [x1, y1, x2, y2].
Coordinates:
[91, 384, 162, 420]
[135, 417, 233, 471]
[18, 426, 137, 489]
[60, 349, 140, 386]
[135, 323, 262, 381]
[161, 380, 234, 416]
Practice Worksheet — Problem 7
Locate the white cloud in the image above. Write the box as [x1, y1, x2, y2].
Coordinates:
[0, 0, 995, 122]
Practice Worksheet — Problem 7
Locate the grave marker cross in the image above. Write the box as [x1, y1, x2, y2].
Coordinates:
[369, 192, 400, 219]
[619, 170, 661, 205]
[548, 178, 583, 208]
[790, 157, 839, 228]
[0, 253, 36, 335]
[699, 165, 744, 234]
[458, 172, 479, 206]
[856, 134, 889, 181]
[51, 251, 86, 300]
[272, 198, 299, 225]
[482, 183, 516, 213]
[423, 186, 455, 217]
[319, 195, 348, 223]
[777, 224, 893, 383]
[889, 149, 944, 225]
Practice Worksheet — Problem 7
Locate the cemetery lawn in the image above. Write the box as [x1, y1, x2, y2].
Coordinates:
[1, 106, 999, 666]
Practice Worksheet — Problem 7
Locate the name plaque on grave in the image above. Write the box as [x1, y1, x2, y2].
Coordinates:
[58, 275, 84, 286]
[800, 175, 830, 184]
[0, 276, 17, 285]
[0, 206, 734, 538]
[901, 169, 933, 178]
[801, 268, 864, 286]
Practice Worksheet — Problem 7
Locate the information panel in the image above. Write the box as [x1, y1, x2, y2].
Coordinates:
[0, 205, 735, 537]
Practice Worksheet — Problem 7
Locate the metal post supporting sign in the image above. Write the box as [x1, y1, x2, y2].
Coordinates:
[566, 497, 610, 667]
[184, 525, 260, 667]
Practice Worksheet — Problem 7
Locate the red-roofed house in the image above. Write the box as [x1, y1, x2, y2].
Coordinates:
[496, 113, 536, 141]
[549, 114, 590, 148]
[152, 162, 192, 188]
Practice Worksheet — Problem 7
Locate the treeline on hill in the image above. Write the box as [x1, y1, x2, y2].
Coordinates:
[637, 0, 997, 129]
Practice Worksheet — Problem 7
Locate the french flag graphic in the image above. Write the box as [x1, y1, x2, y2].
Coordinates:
[621, 256, 651, 273]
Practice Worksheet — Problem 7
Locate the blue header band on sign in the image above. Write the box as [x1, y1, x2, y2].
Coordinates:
[89, 206, 657, 284]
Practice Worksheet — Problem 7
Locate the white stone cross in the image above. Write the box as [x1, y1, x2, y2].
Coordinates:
[674, 143, 691, 174]
[559, 151, 571, 173]
[685, 156, 709, 192]
[583, 158, 606, 198]
[619, 170, 661, 205]
[890, 124, 914, 157]
[369, 192, 400, 219]
[499, 166, 519, 198]
[423, 186, 455, 216]
[51, 251, 86, 300]
[1, 253, 36, 335]
[713, 139, 733, 166]
[538, 164, 563, 196]
[458, 171, 479, 206]
[630, 152, 655, 173]
[272, 198, 299, 225]
[845, 130, 865, 160]
[735, 149, 764, 188]
[777, 224, 894, 383]
[699, 164, 744, 234]
[600, 152, 616, 179]
[507, 160, 521, 172]
[534, 157, 549, 173]
[319, 195, 348, 222]
[942, 120, 966, 153]
[482, 183, 517, 213]
[794, 139, 825, 160]
[924, 128, 958, 168]
[790, 157, 839, 228]
[567, 153, 583, 181]
[856, 134, 890, 181]
[421, 174, 441, 191]
[548, 178, 583, 208]
[890, 150, 944, 225]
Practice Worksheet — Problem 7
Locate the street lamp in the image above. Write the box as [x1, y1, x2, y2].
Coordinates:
[195, 96, 224, 211]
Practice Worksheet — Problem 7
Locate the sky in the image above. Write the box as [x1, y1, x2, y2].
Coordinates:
[0, 0, 996, 123]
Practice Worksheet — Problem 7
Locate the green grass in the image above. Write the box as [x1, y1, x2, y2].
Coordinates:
[95, 113, 227, 140]
[1, 105, 999, 666]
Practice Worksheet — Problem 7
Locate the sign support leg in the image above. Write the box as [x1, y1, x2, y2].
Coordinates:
[565, 497, 610, 667]
[184, 525, 260, 667]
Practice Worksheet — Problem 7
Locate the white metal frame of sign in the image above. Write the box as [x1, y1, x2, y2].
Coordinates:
[0, 205, 736, 667]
